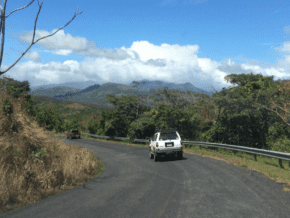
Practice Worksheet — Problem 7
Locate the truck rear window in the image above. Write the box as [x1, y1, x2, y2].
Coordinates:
[159, 132, 178, 140]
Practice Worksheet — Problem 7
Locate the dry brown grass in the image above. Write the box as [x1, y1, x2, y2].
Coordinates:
[0, 87, 105, 214]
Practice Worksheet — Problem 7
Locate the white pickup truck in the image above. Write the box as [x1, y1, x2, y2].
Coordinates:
[149, 129, 183, 162]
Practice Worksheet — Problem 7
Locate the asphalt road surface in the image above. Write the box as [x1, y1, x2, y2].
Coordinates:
[1, 136, 290, 218]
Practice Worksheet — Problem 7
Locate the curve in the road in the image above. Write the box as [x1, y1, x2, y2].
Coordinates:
[1, 136, 290, 218]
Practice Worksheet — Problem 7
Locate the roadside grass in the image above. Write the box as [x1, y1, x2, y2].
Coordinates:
[184, 143, 290, 193]
[54, 131, 290, 193]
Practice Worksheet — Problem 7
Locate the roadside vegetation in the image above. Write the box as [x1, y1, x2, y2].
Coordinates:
[0, 85, 105, 214]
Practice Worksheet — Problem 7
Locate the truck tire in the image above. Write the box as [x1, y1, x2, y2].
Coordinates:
[177, 152, 183, 160]
[154, 152, 158, 162]
[149, 150, 153, 159]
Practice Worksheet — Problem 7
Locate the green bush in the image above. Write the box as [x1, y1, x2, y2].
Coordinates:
[87, 118, 100, 134]
[34, 108, 65, 133]
[0, 76, 42, 120]
[267, 135, 290, 153]
[61, 119, 74, 131]
[24, 96, 42, 118]
[266, 121, 290, 153]
[0, 77, 32, 101]
[266, 121, 290, 143]
[0, 98, 13, 119]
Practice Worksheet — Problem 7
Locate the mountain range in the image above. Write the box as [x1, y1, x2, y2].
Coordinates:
[25, 80, 214, 108]
[127, 80, 214, 95]
[29, 80, 98, 91]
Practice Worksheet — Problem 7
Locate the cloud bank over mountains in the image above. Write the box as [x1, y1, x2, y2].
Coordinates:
[1, 27, 290, 93]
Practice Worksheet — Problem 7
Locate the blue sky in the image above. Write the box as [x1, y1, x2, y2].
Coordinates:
[0, 0, 289, 93]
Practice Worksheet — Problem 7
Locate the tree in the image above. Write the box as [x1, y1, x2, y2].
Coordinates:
[0, 75, 41, 118]
[0, 76, 31, 99]
[0, 0, 82, 133]
[142, 86, 222, 141]
[104, 94, 150, 137]
[150, 87, 191, 110]
[0, 0, 83, 77]
[125, 81, 148, 119]
[199, 72, 281, 150]
[97, 108, 116, 136]
[184, 86, 225, 127]
[125, 82, 200, 113]
[251, 79, 290, 128]
[34, 107, 66, 133]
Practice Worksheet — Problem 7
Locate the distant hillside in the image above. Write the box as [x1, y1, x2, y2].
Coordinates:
[29, 82, 146, 104]
[27, 86, 82, 98]
[128, 79, 214, 96]
[27, 80, 213, 109]
[29, 80, 97, 91]
[52, 84, 101, 99]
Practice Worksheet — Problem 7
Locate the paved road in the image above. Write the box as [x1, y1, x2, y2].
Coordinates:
[1, 136, 290, 218]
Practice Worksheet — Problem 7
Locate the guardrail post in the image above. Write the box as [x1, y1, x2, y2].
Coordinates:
[232, 150, 236, 155]
[279, 159, 283, 168]
[109, 135, 114, 140]
[254, 154, 257, 162]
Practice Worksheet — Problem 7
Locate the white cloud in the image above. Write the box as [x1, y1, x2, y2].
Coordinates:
[1, 29, 290, 92]
[13, 29, 94, 56]
[23, 50, 42, 63]
[52, 50, 73, 56]
[284, 26, 290, 34]
[160, 0, 178, 7]
[275, 41, 290, 53]
[160, 0, 208, 7]
[182, 0, 208, 6]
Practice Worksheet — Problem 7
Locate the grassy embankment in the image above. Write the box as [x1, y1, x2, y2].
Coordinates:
[0, 93, 106, 214]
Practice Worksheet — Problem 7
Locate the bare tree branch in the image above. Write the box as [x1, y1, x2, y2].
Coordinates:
[0, 0, 83, 76]
[0, 1, 3, 13]
[209, 84, 219, 94]
[252, 101, 290, 128]
[249, 82, 290, 127]
[0, 0, 7, 69]
[5, 0, 36, 19]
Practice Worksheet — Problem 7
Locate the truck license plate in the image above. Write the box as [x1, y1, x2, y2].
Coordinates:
[166, 143, 173, 147]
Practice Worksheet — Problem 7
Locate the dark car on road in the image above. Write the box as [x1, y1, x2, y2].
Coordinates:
[66, 129, 81, 139]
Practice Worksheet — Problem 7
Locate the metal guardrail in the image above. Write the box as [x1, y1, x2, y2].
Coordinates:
[182, 141, 290, 168]
[81, 133, 148, 143]
[65, 132, 290, 169]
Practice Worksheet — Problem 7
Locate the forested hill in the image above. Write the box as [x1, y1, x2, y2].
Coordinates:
[26, 80, 213, 107]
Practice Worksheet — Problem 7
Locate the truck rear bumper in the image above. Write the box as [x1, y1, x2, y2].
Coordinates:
[155, 147, 183, 155]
